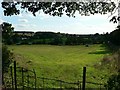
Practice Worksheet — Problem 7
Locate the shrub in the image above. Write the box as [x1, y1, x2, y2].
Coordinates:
[105, 73, 120, 90]
[103, 50, 120, 89]
[2, 44, 13, 73]
[101, 49, 120, 72]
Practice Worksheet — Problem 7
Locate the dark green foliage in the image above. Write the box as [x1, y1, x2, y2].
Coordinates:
[12, 31, 105, 45]
[110, 16, 120, 23]
[109, 26, 120, 45]
[2, 22, 14, 45]
[105, 73, 120, 90]
[1, 1, 119, 23]
[101, 49, 120, 89]
[2, 44, 13, 73]
[0, 22, 107, 46]
[1, 2, 116, 17]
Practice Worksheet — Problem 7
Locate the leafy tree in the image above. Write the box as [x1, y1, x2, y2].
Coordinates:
[109, 25, 120, 45]
[1, 1, 119, 23]
[2, 22, 14, 45]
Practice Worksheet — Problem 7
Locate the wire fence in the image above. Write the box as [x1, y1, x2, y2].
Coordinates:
[2, 61, 106, 90]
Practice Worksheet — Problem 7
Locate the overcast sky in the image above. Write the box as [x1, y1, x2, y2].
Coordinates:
[0, 2, 118, 34]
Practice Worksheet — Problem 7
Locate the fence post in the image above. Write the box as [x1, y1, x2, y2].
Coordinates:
[27, 73, 29, 89]
[77, 81, 79, 90]
[14, 61, 17, 90]
[2, 70, 4, 88]
[77, 81, 81, 90]
[59, 80, 62, 90]
[10, 66, 14, 89]
[100, 84, 101, 90]
[80, 82, 82, 90]
[33, 69, 36, 90]
[82, 67, 86, 90]
[22, 67, 24, 90]
[42, 77, 44, 88]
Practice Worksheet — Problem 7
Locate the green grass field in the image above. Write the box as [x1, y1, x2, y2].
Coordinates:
[8, 44, 112, 87]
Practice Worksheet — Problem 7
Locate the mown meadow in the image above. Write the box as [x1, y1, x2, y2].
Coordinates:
[8, 44, 113, 87]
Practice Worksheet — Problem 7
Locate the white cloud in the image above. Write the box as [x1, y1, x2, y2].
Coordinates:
[17, 14, 23, 18]
[38, 13, 51, 19]
[0, 19, 4, 24]
[49, 15, 117, 34]
[96, 23, 117, 33]
[16, 24, 27, 28]
[16, 11, 36, 19]
[15, 23, 37, 31]
[13, 12, 118, 34]
[18, 19, 28, 23]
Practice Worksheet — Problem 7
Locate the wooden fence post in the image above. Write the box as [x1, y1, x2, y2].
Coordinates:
[82, 67, 86, 90]
[10, 66, 14, 89]
[80, 82, 82, 90]
[42, 77, 44, 88]
[14, 61, 17, 90]
[27, 74, 29, 89]
[78, 81, 81, 90]
[59, 80, 62, 90]
[33, 69, 36, 90]
[22, 67, 24, 90]
[100, 84, 101, 90]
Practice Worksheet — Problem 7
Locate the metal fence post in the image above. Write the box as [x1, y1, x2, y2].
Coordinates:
[14, 61, 17, 90]
[82, 67, 86, 90]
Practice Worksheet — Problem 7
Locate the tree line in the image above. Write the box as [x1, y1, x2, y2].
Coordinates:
[2, 22, 120, 46]
[3, 31, 105, 45]
[11, 31, 106, 45]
